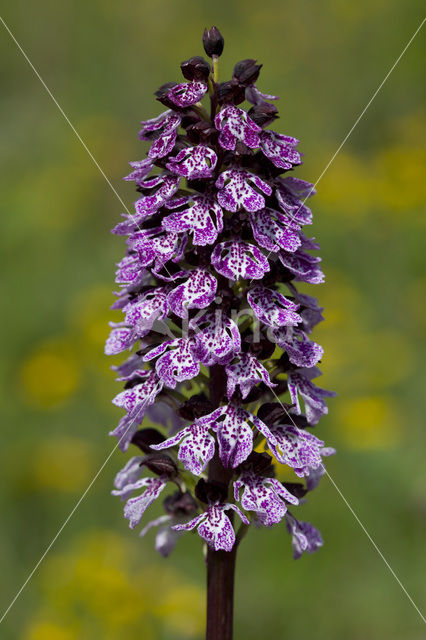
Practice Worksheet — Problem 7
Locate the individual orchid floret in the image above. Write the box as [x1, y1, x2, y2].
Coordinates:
[167, 269, 217, 318]
[166, 144, 217, 179]
[225, 352, 276, 399]
[113, 476, 167, 529]
[275, 177, 314, 226]
[249, 208, 302, 254]
[105, 323, 134, 355]
[234, 472, 298, 526]
[134, 173, 180, 216]
[123, 288, 169, 337]
[138, 110, 182, 159]
[166, 80, 208, 108]
[259, 130, 302, 169]
[197, 404, 277, 469]
[191, 312, 241, 366]
[267, 423, 328, 477]
[130, 228, 187, 271]
[151, 420, 215, 475]
[216, 168, 272, 213]
[247, 286, 302, 328]
[280, 249, 325, 284]
[214, 105, 261, 150]
[173, 502, 249, 552]
[272, 327, 324, 368]
[284, 513, 323, 559]
[211, 240, 270, 280]
[110, 370, 164, 451]
[144, 337, 200, 389]
[287, 368, 336, 425]
[124, 158, 154, 184]
[162, 194, 223, 246]
[113, 456, 144, 497]
[115, 254, 147, 286]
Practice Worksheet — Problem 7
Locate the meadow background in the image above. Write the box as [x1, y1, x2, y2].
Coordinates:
[1, 1, 425, 638]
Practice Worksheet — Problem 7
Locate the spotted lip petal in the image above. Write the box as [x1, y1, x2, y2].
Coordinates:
[166, 81, 208, 107]
[129, 228, 187, 272]
[234, 471, 298, 526]
[287, 369, 336, 425]
[249, 208, 302, 253]
[151, 421, 215, 475]
[124, 159, 154, 183]
[225, 352, 276, 399]
[138, 110, 182, 159]
[268, 423, 326, 477]
[110, 370, 164, 451]
[105, 324, 134, 355]
[211, 240, 270, 280]
[280, 250, 325, 284]
[172, 503, 249, 552]
[144, 337, 200, 389]
[216, 168, 272, 213]
[247, 286, 302, 328]
[285, 513, 323, 559]
[272, 327, 324, 368]
[259, 130, 301, 169]
[113, 477, 167, 529]
[197, 404, 277, 469]
[214, 105, 261, 151]
[167, 269, 217, 318]
[134, 173, 180, 216]
[190, 311, 241, 366]
[123, 288, 169, 337]
[275, 177, 314, 226]
[162, 195, 223, 246]
[166, 144, 217, 179]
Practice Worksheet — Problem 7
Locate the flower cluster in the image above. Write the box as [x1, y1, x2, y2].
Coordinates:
[107, 26, 335, 558]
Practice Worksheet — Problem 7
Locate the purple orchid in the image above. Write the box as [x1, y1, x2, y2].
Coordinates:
[215, 105, 261, 150]
[138, 110, 182, 159]
[285, 513, 324, 559]
[234, 471, 298, 526]
[216, 168, 272, 213]
[211, 240, 270, 280]
[247, 286, 302, 328]
[225, 352, 276, 399]
[162, 194, 223, 246]
[106, 26, 335, 640]
[167, 268, 217, 318]
[166, 144, 217, 179]
[173, 503, 249, 552]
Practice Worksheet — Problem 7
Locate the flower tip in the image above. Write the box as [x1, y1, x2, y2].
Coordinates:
[202, 26, 224, 57]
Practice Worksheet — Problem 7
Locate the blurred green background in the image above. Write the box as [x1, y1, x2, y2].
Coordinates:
[1, 1, 425, 638]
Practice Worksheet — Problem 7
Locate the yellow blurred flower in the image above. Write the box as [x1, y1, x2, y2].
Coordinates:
[20, 339, 79, 408]
[25, 621, 78, 640]
[30, 437, 95, 493]
[335, 395, 401, 449]
[25, 531, 204, 639]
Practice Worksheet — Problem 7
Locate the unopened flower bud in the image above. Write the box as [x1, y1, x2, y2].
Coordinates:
[248, 103, 279, 127]
[195, 478, 228, 504]
[202, 26, 224, 57]
[181, 56, 211, 82]
[140, 453, 178, 478]
[177, 394, 214, 421]
[233, 59, 262, 86]
[131, 428, 166, 454]
[164, 490, 198, 516]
